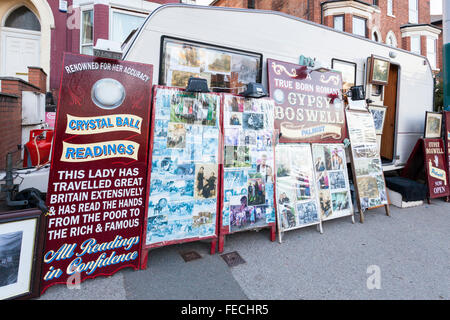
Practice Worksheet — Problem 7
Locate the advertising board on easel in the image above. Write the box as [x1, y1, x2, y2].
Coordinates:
[42, 53, 153, 293]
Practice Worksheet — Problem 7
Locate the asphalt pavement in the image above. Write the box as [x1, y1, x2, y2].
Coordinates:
[37, 200, 450, 300]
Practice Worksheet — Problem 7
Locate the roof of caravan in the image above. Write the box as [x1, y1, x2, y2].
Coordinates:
[123, 3, 430, 63]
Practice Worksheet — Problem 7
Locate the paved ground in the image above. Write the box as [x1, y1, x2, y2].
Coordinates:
[38, 201, 450, 300]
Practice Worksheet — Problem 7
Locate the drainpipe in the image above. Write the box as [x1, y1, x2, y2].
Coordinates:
[444, 0, 450, 110]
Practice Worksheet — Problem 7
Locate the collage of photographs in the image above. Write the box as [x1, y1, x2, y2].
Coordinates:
[346, 111, 388, 210]
[162, 38, 260, 94]
[146, 88, 221, 245]
[312, 144, 353, 221]
[221, 95, 276, 233]
[275, 144, 321, 232]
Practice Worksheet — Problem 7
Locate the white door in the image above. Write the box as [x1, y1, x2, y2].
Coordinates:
[1, 28, 40, 80]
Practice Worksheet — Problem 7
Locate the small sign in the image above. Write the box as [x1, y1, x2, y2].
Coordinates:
[267, 58, 346, 143]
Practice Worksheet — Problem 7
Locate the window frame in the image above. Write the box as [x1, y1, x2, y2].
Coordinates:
[426, 37, 437, 69]
[408, 0, 418, 24]
[387, 0, 394, 17]
[352, 15, 367, 38]
[333, 15, 344, 32]
[80, 6, 94, 55]
[410, 35, 421, 55]
[109, 7, 148, 45]
[159, 35, 263, 93]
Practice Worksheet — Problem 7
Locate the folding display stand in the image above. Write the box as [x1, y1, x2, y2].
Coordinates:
[345, 109, 390, 223]
[218, 94, 277, 253]
[141, 86, 222, 269]
[274, 144, 323, 243]
[311, 143, 355, 225]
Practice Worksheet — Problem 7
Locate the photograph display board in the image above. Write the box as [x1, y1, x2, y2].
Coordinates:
[275, 144, 322, 242]
[311, 144, 354, 222]
[219, 94, 276, 251]
[267, 58, 346, 143]
[345, 110, 389, 219]
[145, 86, 221, 255]
[42, 53, 153, 293]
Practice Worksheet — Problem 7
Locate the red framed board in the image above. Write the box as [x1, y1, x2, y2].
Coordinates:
[401, 138, 450, 202]
[141, 86, 222, 268]
[42, 53, 153, 293]
[266, 58, 346, 144]
[218, 94, 277, 252]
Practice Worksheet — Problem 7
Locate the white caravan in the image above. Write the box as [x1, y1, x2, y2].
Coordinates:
[123, 3, 435, 171]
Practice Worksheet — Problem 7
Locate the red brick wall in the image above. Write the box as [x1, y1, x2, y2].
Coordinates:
[0, 94, 21, 169]
[28, 67, 47, 94]
[212, 0, 431, 48]
[0, 79, 42, 168]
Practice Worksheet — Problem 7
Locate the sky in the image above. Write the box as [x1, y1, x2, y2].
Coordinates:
[430, 0, 442, 15]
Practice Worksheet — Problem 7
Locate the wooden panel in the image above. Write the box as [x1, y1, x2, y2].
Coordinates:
[380, 64, 398, 160]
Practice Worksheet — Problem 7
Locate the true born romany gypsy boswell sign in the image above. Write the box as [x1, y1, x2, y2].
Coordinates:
[267, 58, 346, 143]
[41, 53, 153, 293]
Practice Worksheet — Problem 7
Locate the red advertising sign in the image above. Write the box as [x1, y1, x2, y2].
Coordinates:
[402, 138, 450, 199]
[423, 138, 450, 198]
[41, 53, 153, 293]
[267, 58, 346, 143]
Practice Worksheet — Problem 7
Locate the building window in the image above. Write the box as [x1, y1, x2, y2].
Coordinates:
[386, 31, 397, 47]
[4, 6, 41, 31]
[372, 30, 381, 42]
[409, 0, 418, 23]
[387, 0, 393, 16]
[81, 9, 94, 55]
[427, 37, 436, 69]
[110, 9, 147, 44]
[410, 35, 420, 55]
[352, 16, 366, 37]
[373, 0, 379, 6]
[333, 15, 344, 32]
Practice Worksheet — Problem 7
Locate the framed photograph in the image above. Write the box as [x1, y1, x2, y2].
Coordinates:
[331, 58, 356, 92]
[368, 55, 390, 85]
[0, 209, 44, 300]
[160, 36, 262, 94]
[424, 111, 443, 139]
[368, 105, 387, 134]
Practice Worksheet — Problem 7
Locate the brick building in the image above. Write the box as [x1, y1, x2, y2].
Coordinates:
[0, 0, 191, 166]
[211, 0, 442, 74]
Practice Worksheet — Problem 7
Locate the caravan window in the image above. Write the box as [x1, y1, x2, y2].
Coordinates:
[160, 37, 262, 94]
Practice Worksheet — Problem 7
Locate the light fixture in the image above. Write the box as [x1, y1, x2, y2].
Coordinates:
[348, 85, 365, 101]
[185, 77, 210, 93]
[389, 51, 397, 58]
[240, 82, 268, 98]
